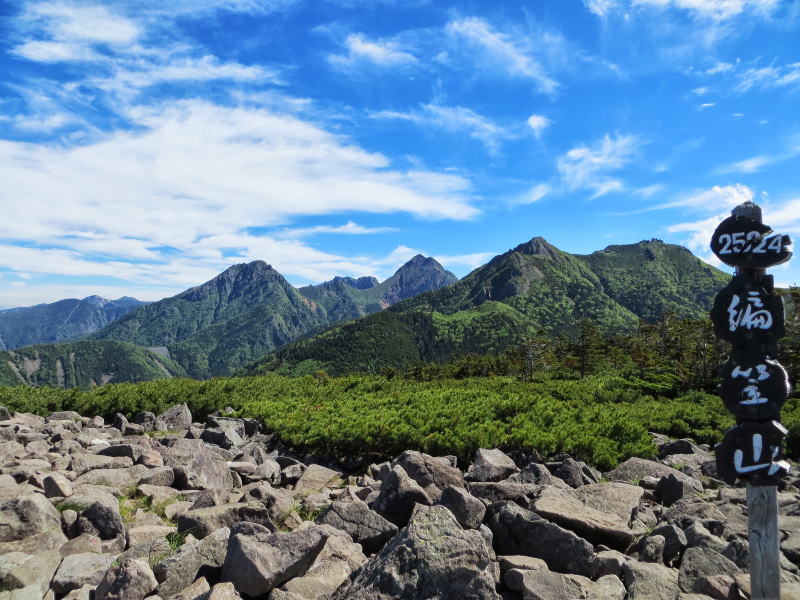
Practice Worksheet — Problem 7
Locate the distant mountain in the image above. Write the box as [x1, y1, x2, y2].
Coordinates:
[0, 340, 186, 388]
[247, 238, 731, 376]
[0, 295, 147, 351]
[88, 255, 457, 379]
[298, 255, 458, 321]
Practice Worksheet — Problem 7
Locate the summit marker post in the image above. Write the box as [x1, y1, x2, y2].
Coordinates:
[710, 200, 793, 600]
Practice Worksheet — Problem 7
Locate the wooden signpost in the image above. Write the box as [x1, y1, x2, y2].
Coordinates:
[712, 200, 793, 600]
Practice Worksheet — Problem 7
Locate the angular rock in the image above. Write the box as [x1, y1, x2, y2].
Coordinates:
[549, 457, 596, 488]
[177, 502, 274, 539]
[329, 505, 500, 600]
[640, 534, 666, 563]
[574, 482, 644, 525]
[678, 547, 741, 593]
[293, 464, 342, 494]
[170, 577, 211, 600]
[486, 501, 594, 576]
[206, 582, 241, 600]
[605, 458, 702, 491]
[276, 523, 367, 598]
[658, 473, 697, 506]
[505, 567, 625, 600]
[154, 527, 230, 598]
[622, 559, 681, 600]
[590, 549, 627, 578]
[127, 525, 176, 549]
[157, 404, 193, 431]
[371, 465, 432, 527]
[0, 549, 61, 597]
[58, 533, 102, 556]
[505, 463, 568, 488]
[392, 450, 465, 500]
[467, 481, 539, 508]
[438, 484, 486, 529]
[652, 523, 689, 566]
[0, 494, 61, 542]
[220, 522, 328, 597]
[161, 439, 233, 490]
[532, 485, 633, 550]
[76, 501, 125, 541]
[465, 448, 520, 483]
[43, 473, 73, 498]
[51, 552, 117, 596]
[315, 499, 397, 554]
[95, 558, 158, 600]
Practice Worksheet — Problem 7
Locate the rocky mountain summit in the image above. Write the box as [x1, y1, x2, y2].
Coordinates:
[1, 404, 799, 600]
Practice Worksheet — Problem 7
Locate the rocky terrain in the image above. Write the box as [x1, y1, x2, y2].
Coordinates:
[1, 404, 799, 600]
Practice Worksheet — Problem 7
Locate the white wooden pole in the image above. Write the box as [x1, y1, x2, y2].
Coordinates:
[747, 483, 781, 600]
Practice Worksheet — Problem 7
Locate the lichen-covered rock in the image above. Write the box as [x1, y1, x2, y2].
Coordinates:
[157, 404, 193, 431]
[176, 502, 274, 539]
[315, 499, 397, 554]
[392, 450, 465, 500]
[328, 504, 500, 600]
[465, 448, 520, 483]
[160, 439, 233, 490]
[154, 526, 230, 598]
[95, 558, 158, 600]
[0, 493, 61, 542]
[371, 465, 432, 527]
[220, 522, 329, 597]
[486, 501, 594, 576]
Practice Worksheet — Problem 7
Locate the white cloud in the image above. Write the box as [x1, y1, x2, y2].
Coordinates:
[445, 18, 559, 94]
[556, 133, 642, 198]
[434, 252, 493, 271]
[0, 100, 480, 305]
[275, 221, 397, 239]
[585, 0, 781, 21]
[706, 61, 734, 74]
[691, 86, 711, 95]
[527, 114, 552, 138]
[735, 62, 800, 92]
[662, 183, 755, 211]
[699, 102, 716, 109]
[512, 184, 550, 205]
[372, 104, 511, 154]
[330, 34, 417, 69]
[13, 40, 97, 62]
[720, 155, 771, 173]
[632, 184, 665, 198]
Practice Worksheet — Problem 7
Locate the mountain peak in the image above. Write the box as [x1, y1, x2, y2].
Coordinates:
[511, 236, 560, 258]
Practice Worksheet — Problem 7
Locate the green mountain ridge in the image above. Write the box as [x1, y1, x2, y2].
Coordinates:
[0, 295, 147, 350]
[89, 255, 457, 379]
[248, 237, 731, 376]
[0, 340, 186, 388]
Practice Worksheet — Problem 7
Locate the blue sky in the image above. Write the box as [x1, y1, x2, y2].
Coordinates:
[1, 0, 799, 308]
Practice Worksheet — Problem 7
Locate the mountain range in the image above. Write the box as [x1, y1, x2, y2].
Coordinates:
[0, 237, 731, 387]
[246, 238, 731, 376]
[0, 295, 146, 351]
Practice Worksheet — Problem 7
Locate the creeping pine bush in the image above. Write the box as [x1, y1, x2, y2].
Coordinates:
[1, 373, 790, 470]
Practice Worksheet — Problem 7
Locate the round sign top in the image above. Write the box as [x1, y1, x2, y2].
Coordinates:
[710, 215, 792, 268]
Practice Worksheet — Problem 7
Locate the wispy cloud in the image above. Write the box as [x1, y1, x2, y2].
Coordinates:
[717, 133, 800, 173]
[445, 17, 559, 94]
[275, 221, 397, 239]
[556, 133, 643, 198]
[372, 103, 511, 153]
[329, 34, 418, 70]
[735, 62, 800, 92]
[0, 100, 479, 301]
[584, 0, 781, 21]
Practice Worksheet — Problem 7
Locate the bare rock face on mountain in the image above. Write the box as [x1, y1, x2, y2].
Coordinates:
[329, 505, 501, 600]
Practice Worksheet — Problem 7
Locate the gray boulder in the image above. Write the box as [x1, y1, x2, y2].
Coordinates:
[467, 482, 540, 507]
[76, 501, 125, 541]
[328, 504, 501, 600]
[371, 465, 432, 527]
[652, 523, 689, 566]
[678, 546, 742, 593]
[574, 482, 644, 525]
[51, 552, 117, 596]
[486, 501, 594, 576]
[532, 485, 633, 550]
[176, 502, 275, 539]
[0, 494, 61, 542]
[293, 464, 343, 494]
[157, 404, 193, 430]
[160, 438, 234, 490]
[220, 522, 328, 597]
[315, 499, 398, 554]
[505, 567, 625, 600]
[95, 558, 158, 600]
[438, 484, 486, 529]
[393, 450, 465, 500]
[605, 458, 702, 491]
[154, 526, 230, 598]
[0, 549, 61, 597]
[465, 448, 520, 482]
[622, 559, 681, 599]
